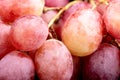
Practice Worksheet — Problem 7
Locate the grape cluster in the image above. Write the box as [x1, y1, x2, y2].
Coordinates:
[0, 0, 120, 80]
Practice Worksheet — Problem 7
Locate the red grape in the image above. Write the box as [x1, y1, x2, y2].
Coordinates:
[62, 7, 103, 56]
[0, 51, 35, 80]
[103, 2, 120, 41]
[35, 39, 73, 80]
[0, 0, 44, 22]
[41, 10, 58, 23]
[0, 22, 15, 59]
[82, 43, 120, 80]
[54, 2, 91, 40]
[10, 15, 48, 51]
[61, 2, 91, 23]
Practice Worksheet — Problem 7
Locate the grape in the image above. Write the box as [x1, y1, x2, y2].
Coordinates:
[0, 50, 35, 80]
[35, 39, 73, 80]
[0, 0, 44, 22]
[61, 7, 103, 56]
[9, 15, 48, 51]
[82, 43, 120, 80]
[0, 22, 15, 59]
[41, 10, 58, 23]
[45, 0, 69, 7]
[103, 2, 120, 41]
[54, 2, 91, 40]
[61, 2, 91, 23]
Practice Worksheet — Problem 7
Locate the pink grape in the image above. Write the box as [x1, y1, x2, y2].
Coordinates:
[41, 10, 58, 23]
[61, 8, 103, 56]
[45, 0, 69, 7]
[0, 51, 35, 80]
[0, 22, 15, 59]
[61, 2, 91, 23]
[0, 0, 44, 22]
[10, 15, 48, 51]
[54, 2, 91, 40]
[82, 43, 120, 80]
[35, 39, 73, 80]
[103, 2, 120, 41]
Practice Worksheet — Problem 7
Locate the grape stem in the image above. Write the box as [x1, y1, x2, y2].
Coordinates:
[48, 32, 54, 39]
[43, 6, 62, 13]
[48, 0, 81, 28]
[90, 0, 97, 9]
[115, 40, 120, 48]
[47, 1, 81, 39]
[98, 0, 109, 5]
[89, 0, 109, 9]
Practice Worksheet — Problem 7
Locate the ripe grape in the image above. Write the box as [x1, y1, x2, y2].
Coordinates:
[42, 10, 58, 23]
[62, 8, 103, 56]
[0, 0, 44, 22]
[45, 0, 69, 7]
[54, 2, 91, 40]
[0, 51, 35, 80]
[35, 39, 73, 80]
[82, 43, 120, 80]
[61, 2, 91, 23]
[0, 22, 15, 59]
[10, 15, 48, 51]
[103, 2, 120, 41]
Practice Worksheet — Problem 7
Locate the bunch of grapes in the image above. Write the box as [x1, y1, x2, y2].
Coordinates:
[0, 0, 120, 80]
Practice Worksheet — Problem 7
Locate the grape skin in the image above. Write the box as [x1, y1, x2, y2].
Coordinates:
[41, 10, 58, 24]
[53, 2, 91, 40]
[0, 22, 15, 59]
[10, 15, 48, 51]
[103, 2, 120, 40]
[35, 39, 73, 80]
[0, 0, 44, 22]
[82, 43, 120, 80]
[0, 51, 35, 80]
[62, 8, 103, 56]
[45, 0, 69, 7]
